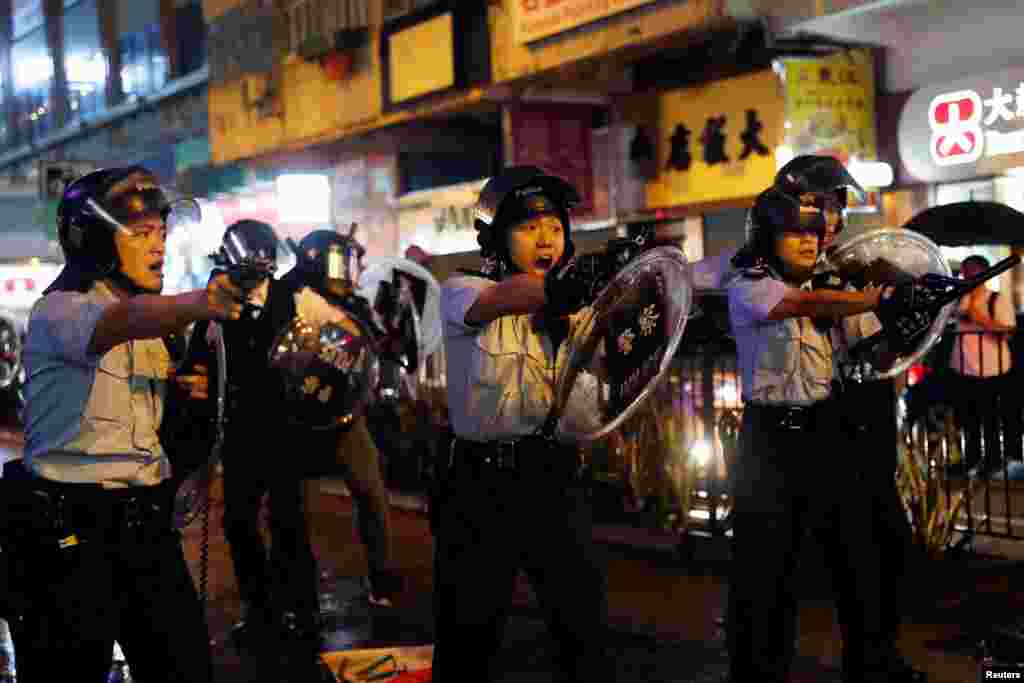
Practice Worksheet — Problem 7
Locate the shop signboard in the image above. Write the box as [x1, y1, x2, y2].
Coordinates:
[779, 48, 880, 209]
[386, 12, 455, 105]
[779, 49, 878, 169]
[511, 0, 657, 45]
[396, 179, 486, 256]
[507, 103, 597, 216]
[638, 70, 784, 209]
[898, 66, 1024, 183]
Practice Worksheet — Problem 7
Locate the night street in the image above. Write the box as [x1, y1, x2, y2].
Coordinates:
[188, 470, 993, 682]
[0, 421, 1019, 681]
[4, 2, 1024, 680]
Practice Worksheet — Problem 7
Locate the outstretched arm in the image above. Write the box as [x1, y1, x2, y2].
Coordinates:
[767, 285, 885, 321]
[89, 274, 243, 355]
[464, 274, 547, 325]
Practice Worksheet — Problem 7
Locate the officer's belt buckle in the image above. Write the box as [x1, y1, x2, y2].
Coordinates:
[123, 497, 144, 531]
[777, 406, 811, 431]
[486, 441, 519, 471]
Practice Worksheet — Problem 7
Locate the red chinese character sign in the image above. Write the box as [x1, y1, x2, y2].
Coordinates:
[899, 67, 1024, 183]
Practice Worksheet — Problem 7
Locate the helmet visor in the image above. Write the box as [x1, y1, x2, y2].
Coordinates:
[793, 205, 827, 238]
[86, 179, 200, 240]
[325, 239, 365, 285]
[791, 158, 866, 202]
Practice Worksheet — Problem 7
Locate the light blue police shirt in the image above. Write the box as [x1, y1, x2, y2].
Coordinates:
[22, 281, 172, 488]
[728, 268, 834, 405]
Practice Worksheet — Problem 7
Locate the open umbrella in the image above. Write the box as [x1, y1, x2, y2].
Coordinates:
[902, 201, 1024, 246]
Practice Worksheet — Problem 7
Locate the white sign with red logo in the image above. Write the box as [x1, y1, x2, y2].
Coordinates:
[928, 86, 1024, 166]
[511, 0, 657, 45]
[899, 68, 1024, 183]
[0, 264, 61, 313]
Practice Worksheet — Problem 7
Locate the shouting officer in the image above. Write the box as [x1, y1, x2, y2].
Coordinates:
[2, 167, 242, 682]
[435, 166, 612, 682]
[726, 179, 902, 683]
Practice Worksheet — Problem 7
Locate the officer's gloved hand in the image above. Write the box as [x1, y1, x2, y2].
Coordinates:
[543, 254, 607, 317]
[875, 280, 935, 353]
[811, 268, 847, 292]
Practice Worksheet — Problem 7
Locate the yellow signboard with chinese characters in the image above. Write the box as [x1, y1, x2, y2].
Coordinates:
[781, 48, 878, 166]
[643, 70, 784, 209]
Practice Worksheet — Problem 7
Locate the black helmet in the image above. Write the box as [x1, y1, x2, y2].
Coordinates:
[56, 165, 170, 274]
[220, 219, 279, 265]
[473, 166, 581, 277]
[296, 227, 365, 288]
[733, 186, 828, 270]
[774, 155, 865, 236]
[47, 166, 174, 294]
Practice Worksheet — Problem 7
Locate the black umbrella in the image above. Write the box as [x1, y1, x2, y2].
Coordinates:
[902, 201, 1024, 246]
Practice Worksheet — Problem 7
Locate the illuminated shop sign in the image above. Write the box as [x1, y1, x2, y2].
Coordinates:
[928, 86, 1024, 166]
[899, 67, 1024, 182]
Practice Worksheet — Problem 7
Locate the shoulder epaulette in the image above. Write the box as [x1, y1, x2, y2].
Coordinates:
[740, 266, 770, 280]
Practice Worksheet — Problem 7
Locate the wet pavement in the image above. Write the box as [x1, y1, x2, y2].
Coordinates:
[184, 476, 1012, 683]
[0, 423, 1019, 681]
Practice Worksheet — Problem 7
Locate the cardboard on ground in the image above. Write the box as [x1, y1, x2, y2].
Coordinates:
[321, 645, 433, 681]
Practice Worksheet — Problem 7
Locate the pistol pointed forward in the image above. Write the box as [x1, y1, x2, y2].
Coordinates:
[851, 254, 1021, 357]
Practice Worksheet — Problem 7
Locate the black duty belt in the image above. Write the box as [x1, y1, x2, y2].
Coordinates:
[1, 463, 174, 546]
[450, 436, 581, 478]
[746, 402, 829, 432]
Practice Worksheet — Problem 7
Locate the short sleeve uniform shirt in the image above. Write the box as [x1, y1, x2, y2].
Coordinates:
[728, 269, 834, 405]
[22, 281, 172, 488]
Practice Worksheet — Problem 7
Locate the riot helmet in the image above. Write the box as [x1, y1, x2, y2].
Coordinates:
[295, 227, 365, 297]
[218, 219, 279, 267]
[774, 155, 865, 242]
[473, 166, 581, 278]
[48, 166, 195, 294]
[733, 186, 827, 272]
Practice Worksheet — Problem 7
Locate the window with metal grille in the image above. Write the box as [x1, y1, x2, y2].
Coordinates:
[285, 0, 369, 55]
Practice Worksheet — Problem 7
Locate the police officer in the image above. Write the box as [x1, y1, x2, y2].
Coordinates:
[3, 166, 242, 682]
[291, 230, 400, 610]
[726, 180, 899, 683]
[180, 219, 322, 651]
[435, 166, 611, 682]
[778, 155, 926, 682]
[188, 225, 400, 657]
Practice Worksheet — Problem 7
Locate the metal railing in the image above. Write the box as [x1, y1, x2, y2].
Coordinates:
[390, 328, 1024, 543]
[900, 329, 1022, 541]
